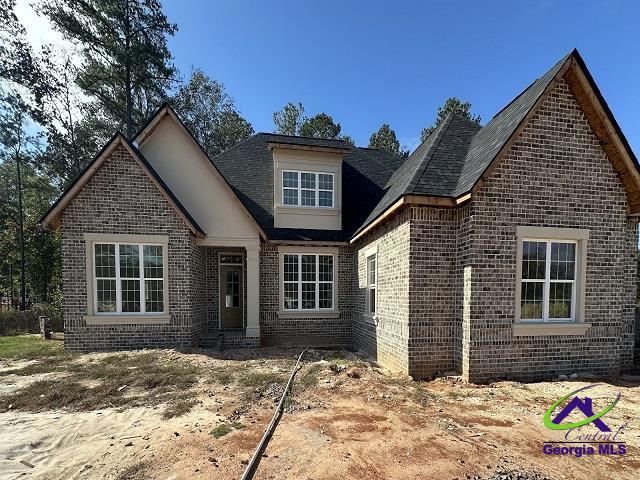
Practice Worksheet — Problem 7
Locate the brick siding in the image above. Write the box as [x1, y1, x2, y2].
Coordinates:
[259, 243, 353, 347]
[463, 79, 637, 382]
[60, 145, 205, 351]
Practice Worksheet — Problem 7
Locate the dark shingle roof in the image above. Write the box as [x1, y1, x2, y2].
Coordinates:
[211, 133, 404, 241]
[355, 51, 571, 236]
[453, 52, 569, 196]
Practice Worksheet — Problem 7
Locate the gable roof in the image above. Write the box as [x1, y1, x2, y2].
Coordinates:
[134, 104, 266, 239]
[211, 133, 404, 242]
[353, 49, 640, 241]
[41, 133, 205, 237]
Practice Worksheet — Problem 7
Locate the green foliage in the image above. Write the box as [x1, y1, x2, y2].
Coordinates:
[368, 123, 409, 158]
[273, 102, 305, 136]
[0, 335, 64, 359]
[172, 69, 253, 156]
[420, 97, 481, 141]
[299, 113, 342, 139]
[273, 102, 352, 141]
[41, 0, 178, 138]
[0, 0, 56, 105]
[0, 306, 63, 336]
[210, 421, 244, 438]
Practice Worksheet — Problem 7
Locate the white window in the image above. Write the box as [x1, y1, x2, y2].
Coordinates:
[282, 170, 334, 208]
[282, 253, 334, 310]
[94, 243, 165, 315]
[366, 254, 377, 315]
[520, 239, 577, 322]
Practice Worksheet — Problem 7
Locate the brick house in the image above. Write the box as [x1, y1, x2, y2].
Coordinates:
[42, 50, 640, 382]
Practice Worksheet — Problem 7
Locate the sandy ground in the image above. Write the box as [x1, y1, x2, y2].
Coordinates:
[0, 349, 639, 480]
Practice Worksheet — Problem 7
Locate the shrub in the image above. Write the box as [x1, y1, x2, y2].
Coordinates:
[0, 304, 63, 336]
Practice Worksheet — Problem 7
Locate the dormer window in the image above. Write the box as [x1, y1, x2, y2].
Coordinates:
[282, 170, 334, 208]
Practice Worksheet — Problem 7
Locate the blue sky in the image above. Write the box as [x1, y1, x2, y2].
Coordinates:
[167, 1, 638, 151]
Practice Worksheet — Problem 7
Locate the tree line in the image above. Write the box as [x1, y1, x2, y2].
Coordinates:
[0, 0, 480, 311]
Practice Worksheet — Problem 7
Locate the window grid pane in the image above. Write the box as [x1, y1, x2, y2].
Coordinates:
[94, 242, 164, 315]
[121, 279, 141, 313]
[96, 279, 116, 313]
[143, 245, 163, 278]
[318, 190, 332, 207]
[301, 189, 315, 206]
[283, 188, 298, 205]
[95, 244, 116, 278]
[119, 244, 140, 278]
[145, 279, 164, 313]
[283, 171, 298, 188]
[522, 241, 546, 279]
[521, 281, 543, 319]
[282, 254, 333, 311]
[301, 173, 316, 189]
[520, 239, 577, 322]
[549, 282, 572, 319]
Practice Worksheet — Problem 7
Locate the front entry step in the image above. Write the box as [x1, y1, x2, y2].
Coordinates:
[197, 332, 224, 349]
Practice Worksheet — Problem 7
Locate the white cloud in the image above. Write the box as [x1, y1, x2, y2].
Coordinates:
[14, 0, 73, 52]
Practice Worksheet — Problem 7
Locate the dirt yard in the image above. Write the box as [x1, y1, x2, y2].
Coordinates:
[0, 336, 638, 480]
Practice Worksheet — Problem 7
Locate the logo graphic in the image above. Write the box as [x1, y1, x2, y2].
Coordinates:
[541, 385, 627, 457]
[544, 385, 621, 432]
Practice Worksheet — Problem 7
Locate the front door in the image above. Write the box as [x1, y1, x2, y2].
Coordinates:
[220, 265, 243, 329]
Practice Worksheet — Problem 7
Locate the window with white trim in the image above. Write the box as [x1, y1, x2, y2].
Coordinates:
[282, 170, 334, 207]
[520, 239, 576, 321]
[366, 254, 377, 315]
[94, 243, 165, 314]
[282, 253, 334, 310]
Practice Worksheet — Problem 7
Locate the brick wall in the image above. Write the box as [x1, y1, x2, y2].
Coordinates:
[353, 210, 411, 374]
[464, 79, 637, 382]
[259, 242, 353, 347]
[60, 145, 202, 350]
[408, 207, 458, 378]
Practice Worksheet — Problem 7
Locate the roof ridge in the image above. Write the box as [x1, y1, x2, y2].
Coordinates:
[491, 52, 571, 120]
[407, 115, 455, 193]
[257, 132, 351, 143]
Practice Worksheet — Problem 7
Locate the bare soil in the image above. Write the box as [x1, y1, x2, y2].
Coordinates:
[0, 345, 638, 480]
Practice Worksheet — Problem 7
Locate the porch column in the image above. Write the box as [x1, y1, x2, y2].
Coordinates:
[245, 245, 260, 338]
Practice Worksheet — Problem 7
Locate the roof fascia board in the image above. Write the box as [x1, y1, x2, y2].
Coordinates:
[349, 191, 471, 244]
[41, 135, 205, 237]
[42, 135, 123, 229]
[267, 143, 351, 154]
[564, 57, 640, 214]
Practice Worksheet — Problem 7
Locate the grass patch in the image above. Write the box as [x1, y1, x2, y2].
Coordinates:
[297, 363, 324, 390]
[238, 371, 286, 387]
[0, 335, 65, 360]
[162, 394, 198, 419]
[210, 421, 244, 439]
[413, 385, 438, 405]
[0, 352, 202, 414]
[210, 368, 235, 385]
[115, 461, 150, 480]
[0, 379, 128, 412]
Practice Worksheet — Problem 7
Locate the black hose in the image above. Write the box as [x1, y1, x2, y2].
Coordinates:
[239, 347, 309, 480]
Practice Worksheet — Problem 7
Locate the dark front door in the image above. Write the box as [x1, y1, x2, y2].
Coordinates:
[220, 265, 243, 329]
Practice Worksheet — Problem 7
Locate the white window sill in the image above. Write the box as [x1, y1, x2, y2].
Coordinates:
[275, 205, 340, 216]
[513, 322, 591, 337]
[277, 310, 340, 319]
[84, 315, 170, 325]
